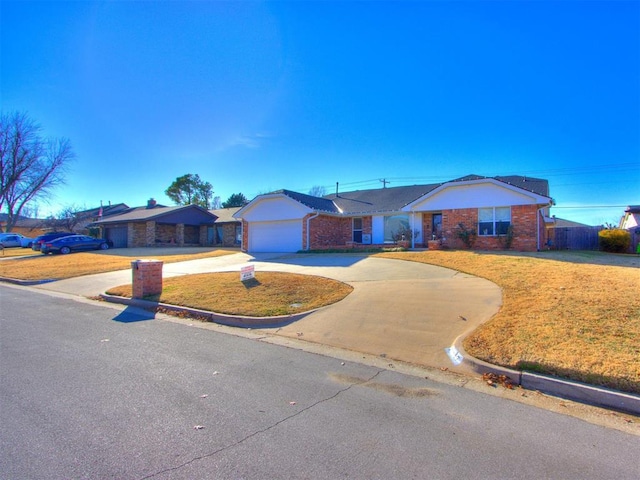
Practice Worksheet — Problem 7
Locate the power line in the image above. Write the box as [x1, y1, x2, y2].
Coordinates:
[552, 205, 629, 209]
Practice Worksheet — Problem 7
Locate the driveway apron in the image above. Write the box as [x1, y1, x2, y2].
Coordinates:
[32, 253, 502, 370]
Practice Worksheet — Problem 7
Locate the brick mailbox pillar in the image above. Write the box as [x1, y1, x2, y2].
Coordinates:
[131, 259, 164, 299]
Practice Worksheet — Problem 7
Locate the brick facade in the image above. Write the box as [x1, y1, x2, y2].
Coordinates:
[440, 204, 540, 251]
[301, 214, 377, 250]
[131, 259, 163, 298]
[241, 220, 249, 252]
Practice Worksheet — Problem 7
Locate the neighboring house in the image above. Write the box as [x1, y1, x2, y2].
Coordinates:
[234, 174, 553, 253]
[619, 205, 640, 253]
[0, 214, 48, 237]
[91, 199, 218, 248]
[545, 216, 602, 251]
[73, 203, 130, 233]
[209, 207, 242, 247]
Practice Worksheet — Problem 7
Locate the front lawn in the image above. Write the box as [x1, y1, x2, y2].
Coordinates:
[377, 250, 640, 394]
[107, 272, 353, 317]
[0, 248, 237, 281]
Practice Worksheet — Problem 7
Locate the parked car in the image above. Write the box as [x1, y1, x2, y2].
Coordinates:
[31, 232, 74, 251]
[40, 235, 112, 255]
[0, 233, 34, 248]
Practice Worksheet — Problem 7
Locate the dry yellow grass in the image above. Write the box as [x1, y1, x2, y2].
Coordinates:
[377, 250, 640, 394]
[0, 249, 236, 281]
[107, 272, 353, 317]
[0, 247, 38, 258]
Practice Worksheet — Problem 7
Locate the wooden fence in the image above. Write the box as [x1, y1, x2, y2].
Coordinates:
[547, 226, 603, 250]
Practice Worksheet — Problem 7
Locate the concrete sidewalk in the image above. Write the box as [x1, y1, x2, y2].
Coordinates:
[33, 252, 502, 371]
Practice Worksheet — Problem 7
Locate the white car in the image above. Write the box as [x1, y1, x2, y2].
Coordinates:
[0, 233, 34, 248]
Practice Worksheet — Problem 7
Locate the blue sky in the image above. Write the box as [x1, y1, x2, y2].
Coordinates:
[2, 0, 638, 225]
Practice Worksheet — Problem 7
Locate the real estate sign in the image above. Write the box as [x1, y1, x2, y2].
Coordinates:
[240, 265, 255, 282]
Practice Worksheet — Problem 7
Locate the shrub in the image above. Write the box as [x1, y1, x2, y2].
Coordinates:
[497, 225, 515, 250]
[598, 228, 631, 253]
[455, 223, 477, 249]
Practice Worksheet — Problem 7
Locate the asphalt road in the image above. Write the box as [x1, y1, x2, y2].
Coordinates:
[1, 285, 639, 480]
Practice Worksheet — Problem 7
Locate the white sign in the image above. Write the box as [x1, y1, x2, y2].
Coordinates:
[444, 346, 464, 366]
[240, 265, 255, 281]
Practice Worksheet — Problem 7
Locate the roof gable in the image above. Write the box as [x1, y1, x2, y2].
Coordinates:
[234, 192, 315, 221]
[93, 204, 217, 225]
[404, 177, 551, 211]
[235, 174, 551, 218]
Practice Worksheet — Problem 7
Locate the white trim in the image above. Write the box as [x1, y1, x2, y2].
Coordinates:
[403, 178, 551, 212]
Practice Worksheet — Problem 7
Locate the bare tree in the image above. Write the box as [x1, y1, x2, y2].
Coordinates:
[308, 185, 327, 197]
[43, 203, 87, 233]
[0, 112, 73, 232]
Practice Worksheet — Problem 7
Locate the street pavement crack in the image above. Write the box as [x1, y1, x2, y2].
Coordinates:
[138, 369, 384, 479]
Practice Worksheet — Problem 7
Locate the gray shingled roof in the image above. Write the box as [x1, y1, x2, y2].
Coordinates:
[278, 189, 340, 213]
[92, 204, 216, 224]
[325, 184, 440, 214]
[319, 175, 550, 215]
[210, 207, 242, 223]
[240, 174, 551, 218]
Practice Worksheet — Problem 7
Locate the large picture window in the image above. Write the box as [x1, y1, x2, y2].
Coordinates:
[478, 207, 511, 236]
[384, 214, 410, 242]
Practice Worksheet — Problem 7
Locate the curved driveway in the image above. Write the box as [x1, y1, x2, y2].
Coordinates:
[34, 252, 502, 370]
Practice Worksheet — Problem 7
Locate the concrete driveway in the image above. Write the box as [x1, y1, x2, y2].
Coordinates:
[33, 252, 502, 370]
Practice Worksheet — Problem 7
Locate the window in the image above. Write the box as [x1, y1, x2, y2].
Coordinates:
[384, 214, 410, 242]
[478, 207, 511, 236]
[352, 217, 363, 243]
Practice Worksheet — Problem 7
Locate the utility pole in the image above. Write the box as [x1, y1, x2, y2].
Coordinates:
[380, 179, 390, 188]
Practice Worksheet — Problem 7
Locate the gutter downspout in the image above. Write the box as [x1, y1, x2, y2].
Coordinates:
[536, 203, 552, 251]
[306, 212, 320, 251]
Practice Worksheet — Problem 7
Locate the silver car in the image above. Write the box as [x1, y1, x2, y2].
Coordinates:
[0, 233, 33, 248]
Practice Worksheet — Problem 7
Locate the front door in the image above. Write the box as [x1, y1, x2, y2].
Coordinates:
[432, 214, 442, 240]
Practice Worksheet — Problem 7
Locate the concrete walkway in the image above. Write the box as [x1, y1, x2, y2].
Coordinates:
[32, 252, 502, 371]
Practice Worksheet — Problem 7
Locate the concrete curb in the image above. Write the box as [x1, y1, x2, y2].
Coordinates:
[0, 276, 56, 286]
[455, 338, 640, 416]
[99, 293, 317, 329]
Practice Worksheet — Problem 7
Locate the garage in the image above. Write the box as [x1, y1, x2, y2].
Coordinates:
[249, 220, 303, 252]
[105, 226, 128, 248]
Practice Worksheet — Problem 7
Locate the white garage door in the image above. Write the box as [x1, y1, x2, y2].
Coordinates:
[249, 220, 303, 253]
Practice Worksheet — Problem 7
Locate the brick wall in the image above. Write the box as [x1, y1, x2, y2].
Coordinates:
[220, 223, 239, 247]
[130, 223, 146, 247]
[156, 224, 176, 243]
[241, 220, 249, 252]
[131, 260, 163, 298]
[308, 215, 352, 249]
[441, 205, 540, 251]
[199, 225, 208, 245]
